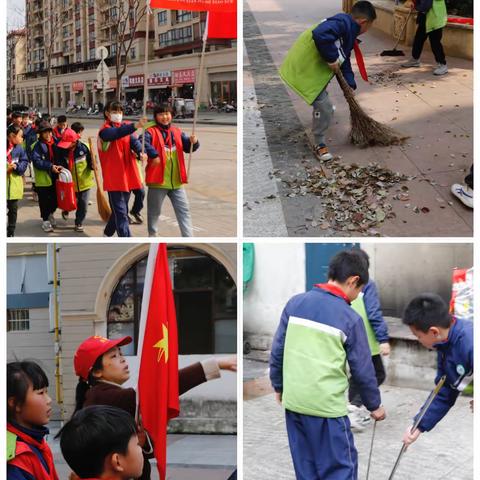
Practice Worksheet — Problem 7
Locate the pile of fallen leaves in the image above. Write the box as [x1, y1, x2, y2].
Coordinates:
[369, 70, 402, 87]
[284, 158, 412, 234]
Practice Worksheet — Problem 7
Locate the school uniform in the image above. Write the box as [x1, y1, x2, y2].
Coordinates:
[98, 121, 143, 237]
[7, 143, 29, 237]
[270, 284, 381, 480]
[416, 318, 473, 432]
[30, 140, 58, 222]
[7, 421, 59, 480]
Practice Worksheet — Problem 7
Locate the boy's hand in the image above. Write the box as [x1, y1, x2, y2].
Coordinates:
[139, 152, 148, 164]
[151, 156, 161, 166]
[52, 165, 62, 174]
[136, 116, 149, 130]
[275, 392, 282, 405]
[404, 0, 415, 10]
[379, 342, 391, 356]
[370, 406, 386, 421]
[217, 356, 237, 372]
[190, 135, 198, 145]
[328, 60, 341, 73]
[402, 426, 421, 447]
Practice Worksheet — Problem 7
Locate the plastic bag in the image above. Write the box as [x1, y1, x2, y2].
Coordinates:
[56, 169, 77, 212]
[450, 267, 473, 322]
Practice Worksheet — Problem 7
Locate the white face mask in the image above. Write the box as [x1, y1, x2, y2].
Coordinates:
[110, 113, 123, 123]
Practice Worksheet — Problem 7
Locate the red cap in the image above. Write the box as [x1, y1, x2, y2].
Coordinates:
[57, 128, 80, 149]
[74, 335, 132, 381]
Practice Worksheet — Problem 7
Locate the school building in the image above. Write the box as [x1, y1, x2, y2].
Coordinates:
[7, 243, 237, 433]
[13, 0, 236, 109]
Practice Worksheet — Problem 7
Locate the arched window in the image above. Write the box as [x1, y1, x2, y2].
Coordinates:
[107, 247, 236, 355]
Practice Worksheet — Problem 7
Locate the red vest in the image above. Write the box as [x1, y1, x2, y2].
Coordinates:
[145, 125, 188, 185]
[7, 423, 59, 480]
[98, 121, 142, 192]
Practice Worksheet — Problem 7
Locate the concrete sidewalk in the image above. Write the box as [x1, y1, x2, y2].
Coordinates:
[244, 0, 473, 237]
[48, 432, 237, 480]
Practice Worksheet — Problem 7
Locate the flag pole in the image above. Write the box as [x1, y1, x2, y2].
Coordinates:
[142, 0, 152, 155]
[187, 12, 209, 178]
[135, 243, 159, 422]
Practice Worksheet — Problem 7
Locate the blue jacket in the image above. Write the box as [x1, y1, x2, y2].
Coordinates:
[30, 141, 57, 176]
[312, 13, 361, 90]
[270, 285, 381, 413]
[363, 280, 389, 344]
[141, 125, 200, 159]
[8, 144, 29, 176]
[99, 122, 145, 158]
[417, 319, 473, 432]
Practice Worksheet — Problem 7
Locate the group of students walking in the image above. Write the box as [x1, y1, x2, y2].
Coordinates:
[6, 102, 199, 237]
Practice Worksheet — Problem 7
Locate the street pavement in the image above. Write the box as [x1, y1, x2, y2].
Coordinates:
[243, 359, 473, 480]
[243, 0, 473, 237]
[48, 432, 237, 480]
[14, 118, 237, 237]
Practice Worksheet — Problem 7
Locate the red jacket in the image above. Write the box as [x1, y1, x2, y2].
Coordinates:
[145, 125, 188, 185]
[7, 423, 59, 480]
[98, 121, 142, 192]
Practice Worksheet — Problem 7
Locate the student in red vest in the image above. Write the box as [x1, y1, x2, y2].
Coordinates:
[142, 103, 199, 237]
[7, 361, 59, 480]
[98, 101, 148, 237]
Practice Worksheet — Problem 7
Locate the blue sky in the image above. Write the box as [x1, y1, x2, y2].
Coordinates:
[8, 0, 26, 30]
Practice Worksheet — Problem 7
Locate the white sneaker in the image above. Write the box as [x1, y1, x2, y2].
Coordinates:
[401, 57, 421, 68]
[314, 144, 334, 161]
[451, 183, 473, 208]
[348, 405, 371, 432]
[433, 63, 448, 75]
[42, 221, 54, 233]
[48, 214, 57, 227]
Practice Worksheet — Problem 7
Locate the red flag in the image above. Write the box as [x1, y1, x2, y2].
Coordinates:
[353, 40, 368, 82]
[150, 0, 236, 12]
[208, 10, 237, 39]
[137, 244, 179, 480]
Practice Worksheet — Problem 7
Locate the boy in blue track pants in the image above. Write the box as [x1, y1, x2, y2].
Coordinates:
[270, 250, 386, 480]
[401, 293, 473, 448]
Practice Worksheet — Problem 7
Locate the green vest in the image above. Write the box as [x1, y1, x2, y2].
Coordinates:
[149, 150, 182, 190]
[351, 292, 380, 356]
[282, 316, 349, 417]
[7, 430, 17, 461]
[7, 170, 24, 200]
[71, 142, 95, 192]
[31, 141, 53, 188]
[279, 23, 337, 105]
[426, 0, 447, 33]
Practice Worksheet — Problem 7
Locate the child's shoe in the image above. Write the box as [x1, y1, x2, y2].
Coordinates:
[433, 63, 448, 75]
[348, 405, 371, 432]
[451, 183, 473, 208]
[74, 224, 85, 232]
[314, 144, 333, 161]
[48, 214, 56, 228]
[42, 220, 54, 233]
[62, 210, 69, 221]
[401, 57, 421, 68]
[131, 212, 144, 224]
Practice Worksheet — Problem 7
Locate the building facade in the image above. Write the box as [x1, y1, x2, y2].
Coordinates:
[7, 29, 27, 106]
[7, 243, 237, 433]
[16, 0, 236, 109]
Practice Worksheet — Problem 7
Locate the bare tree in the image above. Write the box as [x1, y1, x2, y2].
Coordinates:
[111, 0, 148, 101]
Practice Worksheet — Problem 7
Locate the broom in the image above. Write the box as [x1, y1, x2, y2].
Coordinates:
[335, 71, 408, 147]
[88, 137, 112, 222]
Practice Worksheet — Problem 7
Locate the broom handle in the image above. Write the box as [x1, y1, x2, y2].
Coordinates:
[88, 137, 103, 190]
[392, 10, 412, 50]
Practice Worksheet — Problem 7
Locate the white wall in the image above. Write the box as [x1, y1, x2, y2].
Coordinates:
[243, 243, 305, 339]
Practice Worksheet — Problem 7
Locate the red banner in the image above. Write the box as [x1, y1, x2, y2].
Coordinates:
[208, 10, 237, 38]
[128, 74, 145, 87]
[173, 68, 196, 85]
[148, 71, 172, 86]
[150, 0, 236, 13]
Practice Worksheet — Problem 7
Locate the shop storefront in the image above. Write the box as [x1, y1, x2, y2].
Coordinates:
[210, 71, 237, 105]
[172, 68, 196, 99]
[72, 81, 85, 105]
[147, 70, 172, 105]
[125, 74, 145, 102]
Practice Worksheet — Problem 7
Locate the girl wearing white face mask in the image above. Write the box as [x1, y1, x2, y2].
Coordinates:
[97, 101, 148, 237]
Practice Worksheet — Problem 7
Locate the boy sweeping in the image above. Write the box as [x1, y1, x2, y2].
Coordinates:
[280, 1, 376, 160]
[401, 293, 473, 448]
[270, 250, 386, 479]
